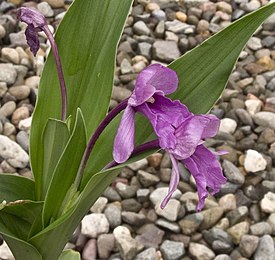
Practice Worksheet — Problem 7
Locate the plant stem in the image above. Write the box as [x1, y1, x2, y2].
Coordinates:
[43, 25, 67, 121]
[103, 139, 160, 170]
[74, 99, 129, 189]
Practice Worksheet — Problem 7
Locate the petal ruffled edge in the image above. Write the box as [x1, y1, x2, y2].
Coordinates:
[160, 154, 180, 209]
[113, 106, 135, 163]
[183, 145, 227, 211]
[128, 64, 178, 106]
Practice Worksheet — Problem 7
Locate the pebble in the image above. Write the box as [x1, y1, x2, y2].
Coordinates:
[160, 240, 185, 260]
[0, 134, 29, 168]
[82, 239, 97, 260]
[44, 0, 64, 8]
[155, 199, 180, 221]
[150, 187, 181, 205]
[222, 160, 245, 185]
[253, 112, 275, 129]
[245, 99, 262, 115]
[200, 207, 224, 230]
[239, 234, 259, 258]
[244, 149, 267, 173]
[128, 159, 148, 171]
[137, 170, 160, 187]
[136, 224, 164, 248]
[104, 204, 121, 229]
[219, 118, 237, 134]
[37, 2, 54, 17]
[0, 64, 17, 85]
[1, 47, 19, 64]
[260, 192, 275, 213]
[153, 40, 180, 62]
[250, 221, 272, 236]
[247, 37, 262, 51]
[134, 248, 159, 260]
[18, 117, 32, 131]
[254, 235, 275, 260]
[156, 218, 181, 233]
[0, 101, 16, 118]
[218, 194, 236, 212]
[81, 213, 109, 238]
[90, 197, 108, 213]
[178, 212, 204, 235]
[16, 131, 29, 152]
[97, 234, 115, 259]
[133, 21, 151, 35]
[11, 106, 30, 126]
[227, 221, 249, 244]
[8, 85, 30, 100]
[121, 211, 146, 226]
[189, 242, 215, 260]
[113, 226, 143, 260]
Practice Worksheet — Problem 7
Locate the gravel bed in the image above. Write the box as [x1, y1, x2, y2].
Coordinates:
[0, 0, 275, 259]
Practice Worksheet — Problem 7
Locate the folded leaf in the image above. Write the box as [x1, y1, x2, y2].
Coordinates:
[42, 109, 86, 227]
[40, 119, 70, 199]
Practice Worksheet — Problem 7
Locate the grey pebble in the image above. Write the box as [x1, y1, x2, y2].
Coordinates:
[160, 240, 185, 260]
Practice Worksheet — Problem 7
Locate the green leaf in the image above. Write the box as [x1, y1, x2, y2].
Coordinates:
[29, 168, 119, 260]
[41, 119, 70, 199]
[30, 0, 134, 199]
[58, 250, 81, 260]
[42, 109, 86, 227]
[0, 174, 35, 202]
[82, 3, 275, 183]
[2, 234, 42, 260]
[0, 200, 43, 240]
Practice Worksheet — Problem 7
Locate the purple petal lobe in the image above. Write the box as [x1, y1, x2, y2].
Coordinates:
[199, 114, 220, 138]
[161, 154, 180, 209]
[147, 94, 190, 128]
[113, 106, 135, 163]
[129, 64, 178, 106]
[183, 145, 227, 211]
[25, 25, 40, 56]
[18, 7, 46, 28]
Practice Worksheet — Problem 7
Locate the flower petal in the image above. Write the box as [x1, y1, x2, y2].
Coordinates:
[113, 106, 135, 163]
[182, 156, 208, 211]
[18, 7, 46, 28]
[161, 154, 180, 209]
[128, 64, 178, 106]
[25, 25, 40, 56]
[148, 94, 190, 128]
[199, 114, 220, 138]
[136, 102, 177, 149]
[183, 145, 227, 211]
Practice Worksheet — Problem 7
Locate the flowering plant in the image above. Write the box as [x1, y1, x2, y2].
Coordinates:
[0, 1, 274, 259]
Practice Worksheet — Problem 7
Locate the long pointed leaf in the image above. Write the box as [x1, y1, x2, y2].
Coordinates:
[30, 0, 133, 199]
[82, 3, 275, 184]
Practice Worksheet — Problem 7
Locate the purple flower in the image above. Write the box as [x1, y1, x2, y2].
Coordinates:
[18, 7, 67, 121]
[113, 64, 226, 211]
[113, 64, 178, 163]
[18, 7, 47, 55]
